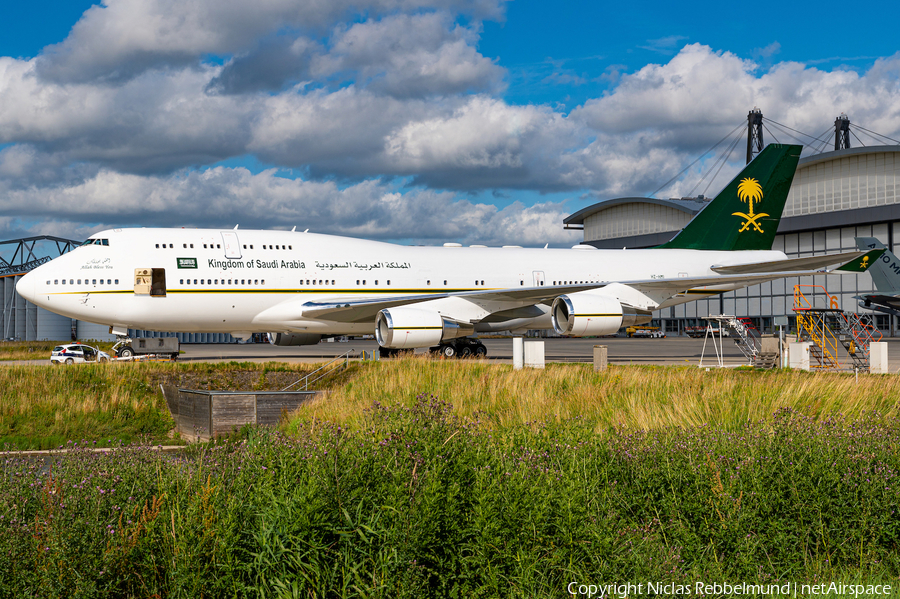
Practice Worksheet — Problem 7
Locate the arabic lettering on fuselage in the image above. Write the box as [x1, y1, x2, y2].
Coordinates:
[315, 261, 411, 271]
[80, 258, 113, 270]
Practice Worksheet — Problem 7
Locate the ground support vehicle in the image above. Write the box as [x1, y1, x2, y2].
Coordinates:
[627, 326, 665, 338]
[112, 337, 180, 360]
[686, 326, 729, 338]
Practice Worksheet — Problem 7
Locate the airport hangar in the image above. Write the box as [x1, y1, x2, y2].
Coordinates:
[564, 144, 900, 336]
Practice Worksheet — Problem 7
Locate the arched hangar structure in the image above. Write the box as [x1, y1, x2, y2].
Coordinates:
[564, 146, 900, 336]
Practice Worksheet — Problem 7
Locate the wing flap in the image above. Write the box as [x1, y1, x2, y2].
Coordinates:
[271, 283, 609, 324]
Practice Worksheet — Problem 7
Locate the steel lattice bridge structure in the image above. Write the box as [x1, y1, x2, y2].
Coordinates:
[0, 236, 82, 276]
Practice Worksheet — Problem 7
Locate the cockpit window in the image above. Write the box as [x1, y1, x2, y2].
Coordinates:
[81, 239, 109, 246]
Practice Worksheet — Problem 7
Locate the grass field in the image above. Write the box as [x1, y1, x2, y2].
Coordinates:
[5, 357, 900, 449]
[2, 358, 900, 596]
[0, 361, 330, 449]
[290, 357, 900, 433]
[0, 340, 117, 362]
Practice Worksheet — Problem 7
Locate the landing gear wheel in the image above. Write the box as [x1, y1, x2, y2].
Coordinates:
[441, 344, 456, 358]
[474, 344, 487, 357]
[458, 345, 473, 358]
[119, 347, 134, 358]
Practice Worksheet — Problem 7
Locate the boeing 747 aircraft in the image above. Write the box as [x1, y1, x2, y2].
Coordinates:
[16, 144, 881, 356]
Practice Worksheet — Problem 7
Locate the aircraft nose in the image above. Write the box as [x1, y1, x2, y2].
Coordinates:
[16, 271, 36, 303]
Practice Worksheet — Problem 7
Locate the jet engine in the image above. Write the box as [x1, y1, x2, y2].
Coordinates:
[376, 307, 474, 349]
[551, 292, 651, 337]
[267, 332, 323, 346]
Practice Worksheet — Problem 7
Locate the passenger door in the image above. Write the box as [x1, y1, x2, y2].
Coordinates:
[221, 231, 241, 259]
[134, 268, 167, 296]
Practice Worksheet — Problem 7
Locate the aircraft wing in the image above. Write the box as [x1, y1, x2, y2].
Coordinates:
[290, 283, 608, 323]
[856, 293, 900, 317]
[858, 293, 900, 306]
[710, 249, 882, 275]
[266, 252, 881, 325]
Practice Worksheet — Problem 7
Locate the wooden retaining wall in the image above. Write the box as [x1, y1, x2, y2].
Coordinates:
[160, 386, 321, 440]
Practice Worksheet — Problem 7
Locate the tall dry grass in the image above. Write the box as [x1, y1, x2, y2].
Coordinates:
[0, 363, 172, 448]
[292, 357, 900, 432]
[0, 361, 327, 448]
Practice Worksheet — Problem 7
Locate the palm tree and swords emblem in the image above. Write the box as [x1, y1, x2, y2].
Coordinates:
[733, 177, 767, 233]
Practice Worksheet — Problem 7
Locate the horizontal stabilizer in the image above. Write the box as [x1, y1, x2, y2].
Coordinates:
[836, 249, 886, 272]
[711, 250, 876, 275]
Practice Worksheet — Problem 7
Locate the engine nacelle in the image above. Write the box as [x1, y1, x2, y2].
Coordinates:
[551, 292, 650, 337]
[376, 308, 474, 349]
[267, 332, 322, 346]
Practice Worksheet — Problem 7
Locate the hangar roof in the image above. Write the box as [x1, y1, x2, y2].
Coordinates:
[563, 197, 709, 228]
[796, 145, 900, 169]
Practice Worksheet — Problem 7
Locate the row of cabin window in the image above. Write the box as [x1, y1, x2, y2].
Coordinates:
[181, 279, 265, 285]
[155, 242, 293, 250]
[50, 278, 119, 285]
[552, 280, 597, 285]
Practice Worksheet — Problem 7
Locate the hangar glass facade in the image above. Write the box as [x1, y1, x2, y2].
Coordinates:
[785, 151, 899, 216]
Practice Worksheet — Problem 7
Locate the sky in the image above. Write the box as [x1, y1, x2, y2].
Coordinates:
[1, 0, 899, 246]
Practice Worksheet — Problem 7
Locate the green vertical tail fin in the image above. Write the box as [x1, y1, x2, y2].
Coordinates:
[657, 144, 802, 251]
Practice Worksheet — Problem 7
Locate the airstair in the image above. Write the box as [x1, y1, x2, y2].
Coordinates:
[699, 315, 762, 367]
[793, 285, 882, 371]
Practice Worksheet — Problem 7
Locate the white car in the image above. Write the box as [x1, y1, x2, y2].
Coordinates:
[50, 343, 111, 365]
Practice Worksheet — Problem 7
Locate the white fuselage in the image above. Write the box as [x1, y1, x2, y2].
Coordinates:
[17, 227, 786, 337]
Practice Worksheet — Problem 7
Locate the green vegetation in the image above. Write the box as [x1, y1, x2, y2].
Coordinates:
[2, 400, 898, 597]
[0, 340, 117, 362]
[3, 358, 900, 595]
[0, 364, 173, 449]
[6, 357, 900, 447]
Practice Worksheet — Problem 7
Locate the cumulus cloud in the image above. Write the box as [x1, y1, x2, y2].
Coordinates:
[567, 44, 900, 193]
[206, 13, 503, 97]
[5, 5, 900, 248]
[36, 0, 507, 83]
[0, 167, 580, 246]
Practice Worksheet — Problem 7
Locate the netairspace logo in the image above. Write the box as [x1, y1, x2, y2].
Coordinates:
[566, 581, 893, 597]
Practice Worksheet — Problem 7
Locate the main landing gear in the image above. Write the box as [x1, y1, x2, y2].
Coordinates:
[431, 338, 487, 359]
[377, 338, 487, 359]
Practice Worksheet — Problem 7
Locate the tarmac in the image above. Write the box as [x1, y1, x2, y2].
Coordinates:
[12, 335, 900, 371]
[173, 336, 900, 371]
